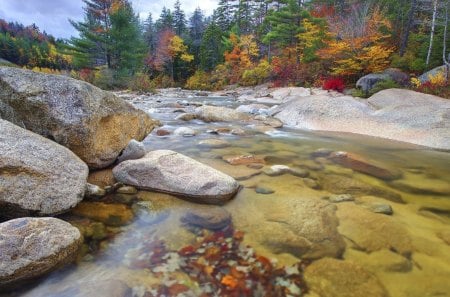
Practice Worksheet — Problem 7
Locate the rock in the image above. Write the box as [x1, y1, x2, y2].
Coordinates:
[337, 203, 413, 256]
[22, 280, 131, 297]
[132, 201, 170, 225]
[383, 68, 410, 86]
[0, 120, 88, 218]
[85, 183, 106, 199]
[437, 230, 450, 245]
[174, 127, 197, 137]
[319, 174, 403, 203]
[303, 178, 320, 189]
[113, 150, 240, 204]
[235, 104, 269, 114]
[273, 89, 450, 150]
[195, 105, 251, 122]
[359, 249, 412, 273]
[0, 67, 158, 168]
[117, 139, 145, 163]
[310, 148, 333, 158]
[390, 172, 450, 195]
[264, 198, 345, 259]
[198, 139, 230, 149]
[87, 168, 116, 188]
[205, 159, 262, 181]
[263, 165, 291, 176]
[156, 129, 171, 136]
[175, 113, 197, 121]
[223, 154, 266, 165]
[116, 186, 138, 195]
[255, 187, 275, 194]
[328, 151, 402, 180]
[328, 194, 354, 203]
[356, 73, 391, 93]
[304, 258, 389, 297]
[418, 65, 449, 83]
[270, 87, 311, 101]
[181, 206, 231, 230]
[254, 115, 284, 128]
[71, 202, 134, 226]
[366, 203, 393, 215]
[231, 127, 246, 135]
[0, 217, 82, 290]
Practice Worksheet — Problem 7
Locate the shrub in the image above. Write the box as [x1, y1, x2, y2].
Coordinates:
[128, 73, 155, 93]
[185, 70, 213, 90]
[322, 77, 345, 92]
[370, 79, 400, 94]
[241, 60, 272, 86]
[93, 68, 115, 90]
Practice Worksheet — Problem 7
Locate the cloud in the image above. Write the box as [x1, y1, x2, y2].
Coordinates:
[0, 0, 219, 39]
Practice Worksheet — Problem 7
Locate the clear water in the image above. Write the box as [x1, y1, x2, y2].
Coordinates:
[6, 92, 450, 297]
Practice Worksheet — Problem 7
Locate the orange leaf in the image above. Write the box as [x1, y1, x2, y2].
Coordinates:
[221, 275, 238, 289]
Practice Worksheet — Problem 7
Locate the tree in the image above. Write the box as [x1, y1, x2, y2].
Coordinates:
[200, 23, 225, 71]
[173, 0, 187, 36]
[155, 7, 174, 32]
[189, 8, 206, 64]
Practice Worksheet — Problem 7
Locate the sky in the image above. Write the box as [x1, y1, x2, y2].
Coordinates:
[0, 0, 218, 39]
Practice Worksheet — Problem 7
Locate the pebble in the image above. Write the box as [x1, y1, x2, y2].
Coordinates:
[255, 187, 275, 194]
[303, 178, 320, 189]
[117, 186, 138, 195]
[174, 127, 197, 137]
[328, 194, 355, 203]
[367, 204, 394, 215]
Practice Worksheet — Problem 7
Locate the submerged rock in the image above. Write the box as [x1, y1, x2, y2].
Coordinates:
[0, 217, 82, 290]
[87, 168, 116, 188]
[113, 150, 240, 204]
[132, 201, 170, 225]
[174, 127, 197, 137]
[390, 173, 450, 195]
[85, 183, 106, 199]
[0, 119, 88, 218]
[304, 258, 389, 297]
[198, 139, 230, 149]
[223, 154, 266, 166]
[195, 105, 251, 122]
[181, 206, 231, 230]
[117, 139, 145, 163]
[71, 202, 134, 226]
[0, 67, 158, 168]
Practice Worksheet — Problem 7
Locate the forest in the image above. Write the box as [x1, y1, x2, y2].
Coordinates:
[0, 0, 449, 97]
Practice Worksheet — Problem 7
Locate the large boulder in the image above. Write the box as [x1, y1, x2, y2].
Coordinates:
[0, 217, 82, 290]
[113, 150, 240, 204]
[194, 105, 251, 122]
[418, 65, 449, 83]
[273, 89, 450, 150]
[0, 119, 88, 218]
[0, 67, 159, 169]
[356, 68, 409, 94]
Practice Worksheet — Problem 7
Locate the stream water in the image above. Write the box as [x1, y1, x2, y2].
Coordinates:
[7, 92, 450, 297]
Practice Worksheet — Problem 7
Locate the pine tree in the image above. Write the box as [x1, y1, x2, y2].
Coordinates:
[189, 8, 206, 64]
[173, 0, 187, 36]
[200, 23, 225, 70]
[155, 7, 174, 32]
[143, 13, 156, 54]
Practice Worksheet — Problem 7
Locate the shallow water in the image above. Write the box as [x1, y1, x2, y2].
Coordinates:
[7, 92, 450, 297]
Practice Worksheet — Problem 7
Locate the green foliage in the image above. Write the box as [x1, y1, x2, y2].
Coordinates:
[128, 72, 156, 92]
[241, 60, 272, 86]
[200, 23, 225, 71]
[353, 78, 401, 98]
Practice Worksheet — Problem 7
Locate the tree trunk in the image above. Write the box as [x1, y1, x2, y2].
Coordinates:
[443, 0, 449, 81]
[426, 0, 438, 66]
[400, 0, 418, 56]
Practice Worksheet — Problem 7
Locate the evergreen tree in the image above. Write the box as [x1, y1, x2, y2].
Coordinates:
[189, 7, 206, 64]
[155, 7, 174, 32]
[143, 13, 156, 54]
[200, 23, 225, 70]
[173, 0, 187, 36]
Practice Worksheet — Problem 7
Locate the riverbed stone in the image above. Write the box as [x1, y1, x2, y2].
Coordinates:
[223, 154, 266, 166]
[319, 174, 403, 203]
[198, 139, 230, 149]
[304, 258, 389, 297]
[85, 183, 106, 199]
[0, 119, 88, 218]
[328, 194, 354, 203]
[390, 172, 450, 195]
[87, 168, 116, 188]
[181, 206, 231, 230]
[328, 151, 402, 180]
[132, 201, 170, 225]
[0, 217, 82, 290]
[0, 67, 158, 168]
[263, 165, 291, 176]
[174, 127, 197, 137]
[195, 105, 251, 122]
[117, 139, 145, 163]
[71, 202, 134, 226]
[263, 197, 345, 259]
[175, 113, 197, 121]
[236, 103, 269, 114]
[113, 150, 240, 204]
[366, 203, 394, 215]
[116, 186, 138, 195]
[255, 186, 275, 194]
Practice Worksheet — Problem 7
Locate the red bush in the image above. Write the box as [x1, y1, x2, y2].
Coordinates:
[322, 77, 345, 92]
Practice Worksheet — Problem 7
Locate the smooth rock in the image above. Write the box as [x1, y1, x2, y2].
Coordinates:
[304, 258, 389, 297]
[113, 150, 240, 204]
[195, 105, 251, 122]
[175, 113, 197, 121]
[264, 198, 345, 259]
[366, 203, 393, 215]
[117, 139, 145, 163]
[205, 159, 262, 181]
[132, 201, 170, 225]
[85, 183, 106, 199]
[174, 127, 197, 137]
[328, 151, 402, 180]
[231, 128, 246, 135]
[263, 165, 291, 176]
[181, 206, 231, 230]
[0, 67, 158, 168]
[254, 115, 284, 128]
[270, 87, 311, 101]
[360, 249, 412, 272]
[223, 154, 266, 165]
[328, 194, 354, 203]
[437, 230, 450, 245]
[87, 169, 116, 188]
[235, 103, 269, 114]
[310, 148, 333, 158]
[156, 129, 171, 136]
[390, 173, 450, 195]
[303, 178, 320, 189]
[255, 187, 275, 194]
[198, 139, 230, 149]
[0, 119, 88, 218]
[0, 217, 82, 290]
[71, 202, 134, 226]
[116, 186, 138, 195]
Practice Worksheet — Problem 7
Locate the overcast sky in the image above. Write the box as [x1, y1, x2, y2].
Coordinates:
[0, 0, 218, 39]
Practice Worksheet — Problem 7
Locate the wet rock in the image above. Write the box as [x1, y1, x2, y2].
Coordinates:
[23, 280, 131, 297]
[116, 185, 138, 194]
[328, 151, 402, 180]
[270, 87, 311, 101]
[255, 187, 275, 194]
[117, 139, 145, 163]
[0, 217, 82, 290]
[206, 159, 262, 181]
[263, 165, 291, 176]
[289, 167, 309, 178]
[303, 178, 320, 189]
[71, 202, 134, 226]
[231, 127, 246, 135]
[0, 119, 88, 218]
[328, 194, 354, 203]
[235, 104, 269, 114]
[195, 105, 251, 122]
[198, 139, 230, 149]
[208, 127, 232, 134]
[254, 115, 284, 128]
[247, 163, 264, 169]
[320, 174, 403, 203]
[360, 249, 412, 272]
[304, 258, 389, 297]
[223, 154, 266, 165]
[390, 173, 450, 195]
[356, 73, 391, 94]
[295, 160, 324, 171]
[175, 113, 197, 121]
[181, 206, 231, 230]
[132, 201, 170, 225]
[174, 127, 197, 137]
[0, 67, 158, 169]
[337, 203, 413, 256]
[156, 129, 171, 136]
[366, 203, 393, 215]
[264, 198, 345, 259]
[310, 148, 333, 158]
[437, 230, 450, 245]
[113, 150, 240, 204]
[85, 183, 106, 199]
[87, 168, 116, 188]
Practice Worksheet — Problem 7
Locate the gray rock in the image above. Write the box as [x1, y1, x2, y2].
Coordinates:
[0, 67, 158, 169]
[263, 165, 291, 176]
[328, 194, 355, 203]
[195, 105, 251, 122]
[175, 113, 197, 121]
[117, 139, 145, 163]
[174, 127, 197, 137]
[116, 186, 138, 195]
[181, 206, 231, 230]
[131, 201, 170, 224]
[0, 217, 82, 290]
[85, 183, 106, 199]
[274, 89, 450, 150]
[311, 148, 333, 158]
[0, 120, 88, 218]
[235, 104, 269, 114]
[198, 139, 230, 149]
[367, 203, 393, 215]
[303, 178, 320, 189]
[113, 150, 240, 204]
[356, 73, 391, 93]
[255, 187, 275, 194]
[418, 65, 449, 83]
